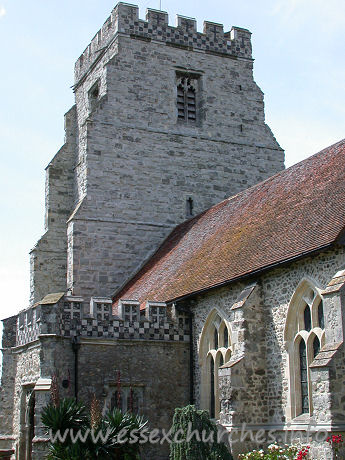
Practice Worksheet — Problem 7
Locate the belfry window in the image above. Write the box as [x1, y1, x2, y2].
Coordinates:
[89, 80, 100, 112]
[177, 76, 197, 123]
[284, 281, 326, 419]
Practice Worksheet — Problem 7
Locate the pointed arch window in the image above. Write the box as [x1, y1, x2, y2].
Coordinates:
[177, 75, 199, 123]
[313, 335, 320, 359]
[199, 312, 232, 419]
[299, 340, 309, 414]
[210, 358, 215, 418]
[223, 328, 229, 349]
[284, 281, 325, 419]
[303, 304, 311, 332]
[214, 328, 218, 350]
[318, 301, 324, 329]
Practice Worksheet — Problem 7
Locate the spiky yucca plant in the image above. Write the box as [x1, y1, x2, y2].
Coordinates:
[42, 397, 147, 459]
[42, 398, 87, 434]
[87, 408, 147, 459]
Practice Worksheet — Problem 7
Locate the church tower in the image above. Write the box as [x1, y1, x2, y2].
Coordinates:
[30, 2, 284, 303]
[0, 4, 288, 459]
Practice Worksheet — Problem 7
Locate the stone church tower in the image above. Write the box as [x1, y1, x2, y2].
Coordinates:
[30, 2, 284, 304]
[0, 3, 285, 459]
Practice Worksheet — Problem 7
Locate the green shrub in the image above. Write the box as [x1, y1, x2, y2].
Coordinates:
[169, 405, 233, 460]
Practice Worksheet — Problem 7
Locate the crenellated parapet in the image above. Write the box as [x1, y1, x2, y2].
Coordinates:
[16, 305, 42, 346]
[11, 294, 190, 347]
[62, 297, 190, 342]
[74, 2, 252, 84]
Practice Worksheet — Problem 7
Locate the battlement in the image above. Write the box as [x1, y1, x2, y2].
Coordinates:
[74, 2, 252, 84]
[11, 295, 190, 347]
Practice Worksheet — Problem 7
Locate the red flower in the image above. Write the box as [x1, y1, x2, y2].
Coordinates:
[296, 446, 310, 460]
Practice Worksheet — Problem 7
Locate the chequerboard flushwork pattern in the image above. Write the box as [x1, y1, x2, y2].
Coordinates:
[60, 298, 190, 341]
[75, 2, 252, 84]
[16, 306, 41, 346]
[15, 297, 190, 346]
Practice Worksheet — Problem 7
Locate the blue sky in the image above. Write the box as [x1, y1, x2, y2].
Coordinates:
[0, 0, 344, 328]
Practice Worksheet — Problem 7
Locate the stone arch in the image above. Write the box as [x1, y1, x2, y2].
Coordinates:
[284, 279, 325, 420]
[284, 277, 322, 343]
[225, 348, 232, 363]
[199, 308, 232, 419]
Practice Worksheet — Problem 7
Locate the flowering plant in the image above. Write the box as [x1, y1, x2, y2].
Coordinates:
[296, 445, 310, 459]
[239, 443, 310, 459]
[327, 434, 343, 459]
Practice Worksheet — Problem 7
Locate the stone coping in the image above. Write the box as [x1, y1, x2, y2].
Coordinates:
[310, 341, 343, 368]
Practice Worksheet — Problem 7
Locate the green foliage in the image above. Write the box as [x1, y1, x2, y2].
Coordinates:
[42, 398, 147, 460]
[41, 398, 88, 433]
[86, 408, 147, 459]
[45, 442, 85, 460]
[169, 405, 233, 460]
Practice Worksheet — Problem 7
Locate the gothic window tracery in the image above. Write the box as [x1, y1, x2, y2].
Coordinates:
[199, 311, 232, 419]
[284, 281, 325, 419]
[177, 75, 197, 123]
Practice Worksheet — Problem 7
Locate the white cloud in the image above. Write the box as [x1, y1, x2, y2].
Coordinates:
[0, 6, 6, 18]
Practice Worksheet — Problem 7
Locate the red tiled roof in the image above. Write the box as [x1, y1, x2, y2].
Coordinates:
[113, 139, 345, 305]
